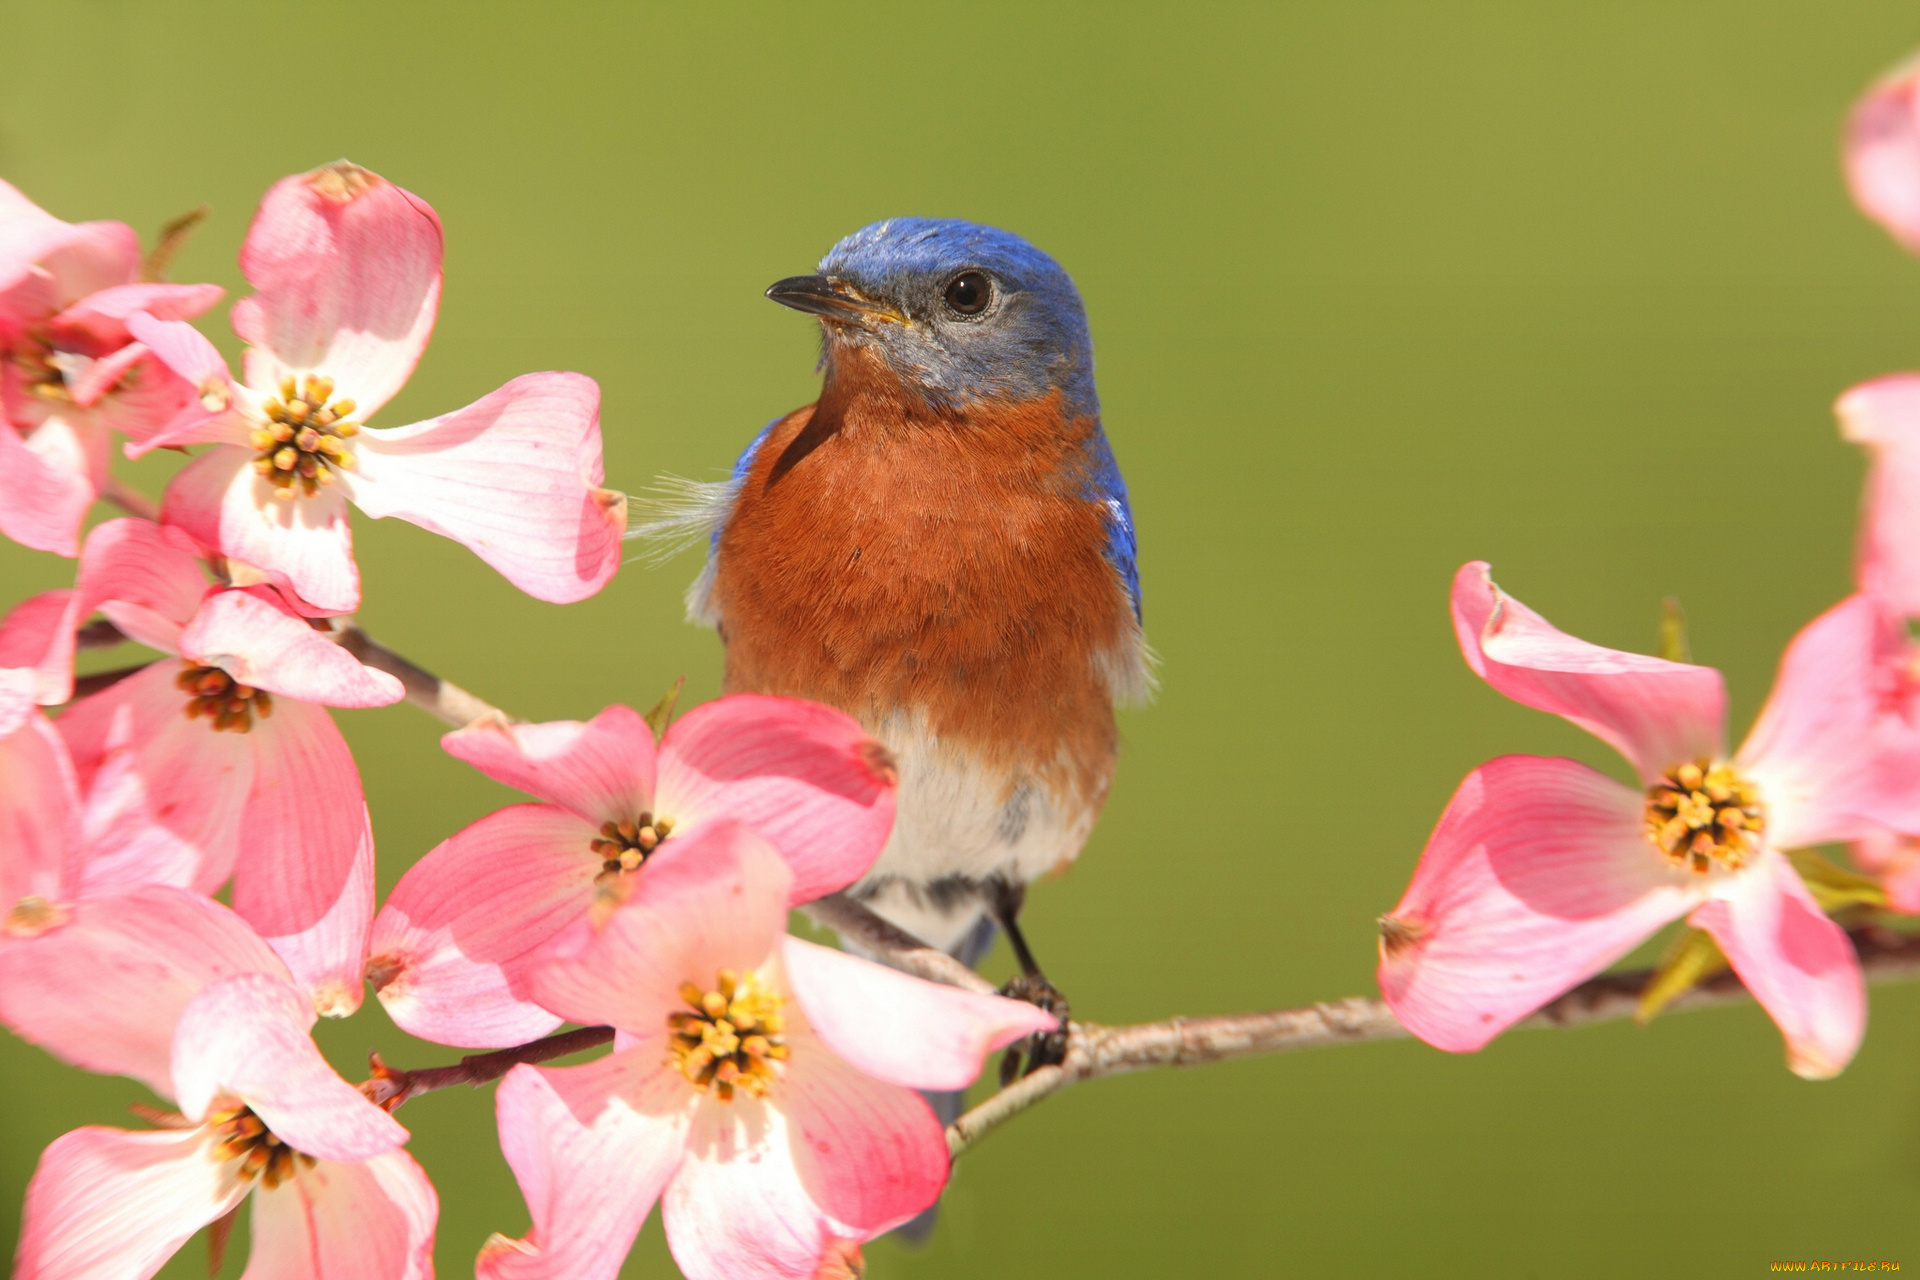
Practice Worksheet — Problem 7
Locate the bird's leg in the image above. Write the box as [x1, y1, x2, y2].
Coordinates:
[989, 880, 1071, 1082]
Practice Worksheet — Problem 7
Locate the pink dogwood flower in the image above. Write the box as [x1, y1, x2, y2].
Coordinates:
[476, 820, 1054, 1280]
[1847, 52, 1920, 256]
[0, 179, 223, 556]
[1378, 563, 1920, 1078]
[1851, 830, 1920, 913]
[126, 160, 625, 615]
[9, 517, 403, 1014]
[14, 965, 435, 1280]
[0, 709, 335, 1091]
[0, 718, 433, 1277]
[1838, 376, 1920, 617]
[368, 698, 898, 1047]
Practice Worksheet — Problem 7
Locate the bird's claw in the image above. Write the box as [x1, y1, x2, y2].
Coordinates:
[997, 973, 1071, 1085]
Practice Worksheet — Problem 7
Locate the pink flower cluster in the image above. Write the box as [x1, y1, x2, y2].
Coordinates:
[1376, 56, 1920, 1078]
[0, 165, 1053, 1280]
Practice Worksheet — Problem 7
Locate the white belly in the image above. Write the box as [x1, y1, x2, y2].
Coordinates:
[848, 709, 1106, 953]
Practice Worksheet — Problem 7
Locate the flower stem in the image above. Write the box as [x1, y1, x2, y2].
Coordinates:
[331, 621, 513, 729]
[100, 478, 159, 522]
[364, 1025, 615, 1110]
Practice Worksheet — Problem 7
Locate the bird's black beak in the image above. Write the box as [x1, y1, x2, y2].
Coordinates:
[765, 275, 905, 327]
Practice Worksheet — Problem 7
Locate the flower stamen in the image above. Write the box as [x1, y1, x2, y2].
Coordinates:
[4, 896, 69, 938]
[251, 374, 360, 500]
[207, 1102, 314, 1190]
[14, 326, 70, 402]
[177, 662, 274, 734]
[667, 968, 787, 1101]
[590, 813, 674, 876]
[1644, 760, 1765, 873]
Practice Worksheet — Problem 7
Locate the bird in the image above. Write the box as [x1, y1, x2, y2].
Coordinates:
[649, 217, 1149, 1074]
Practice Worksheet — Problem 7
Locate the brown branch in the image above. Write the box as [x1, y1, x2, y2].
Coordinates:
[69, 663, 152, 700]
[331, 621, 513, 729]
[363, 1025, 615, 1111]
[74, 619, 128, 651]
[944, 924, 1920, 1158]
[350, 917, 1920, 1161]
[99, 478, 159, 522]
[803, 893, 998, 994]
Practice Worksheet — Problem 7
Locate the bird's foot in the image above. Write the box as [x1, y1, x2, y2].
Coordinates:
[997, 973, 1071, 1086]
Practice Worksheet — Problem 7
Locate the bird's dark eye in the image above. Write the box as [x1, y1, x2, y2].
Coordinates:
[943, 271, 991, 316]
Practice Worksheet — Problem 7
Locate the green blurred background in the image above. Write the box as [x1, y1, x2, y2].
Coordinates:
[4, 1, 1920, 1275]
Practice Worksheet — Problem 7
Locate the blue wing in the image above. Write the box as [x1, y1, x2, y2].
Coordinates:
[1082, 428, 1141, 622]
[710, 416, 781, 550]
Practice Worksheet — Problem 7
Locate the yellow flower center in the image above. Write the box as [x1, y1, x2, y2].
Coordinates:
[251, 374, 360, 500]
[1644, 760, 1764, 873]
[177, 662, 274, 734]
[667, 969, 788, 1101]
[4, 895, 69, 938]
[14, 328, 68, 402]
[208, 1102, 314, 1190]
[590, 813, 675, 876]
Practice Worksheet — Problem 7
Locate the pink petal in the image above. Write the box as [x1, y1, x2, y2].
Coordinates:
[51, 281, 224, 348]
[478, 1056, 690, 1280]
[0, 415, 97, 556]
[37, 221, 142, 305]
[161, 446, 360, 615]
[0, 590, 79, 708]
[1837, 375, 1920, 616]
[1451, 562, 1726, 783]
[120, 312, 242, 449]
[232, 162, 442, 420]
[178, 588, 402, 708]
[15, 1125, 250, 1280]
[443, 704, 656, 822]
[59, 341, 150, 410]
[1691, 849, 1866, 1080]
[0, 181, 97, 296]
[528, 820, 794, 1034]
[0, 713, 79, 908]
[661, 1074, 916, 1280]
[64, 664, 255, 898]
[245, 1151, 438, 1280]
[781, 936, 1055, 1090]
[73, 515, 208, 652]
[349, 372, 625, 603]
[171, 973, 406, 1163]
[1852, 829, 1920, 914]
[1736, 593, 1920, 847]
[1377, 754, 1698, 1053]
[1846, 56, 1920, 255]
[90, 352, 201, 448]
[777, 1032, 951, 1236]
[658, 695, 898, 905]
[0, 667, 34, 738]
[228, 697, 378, 1017]
[0, 886, 288, 1100]
[368, 804, 597, 1048]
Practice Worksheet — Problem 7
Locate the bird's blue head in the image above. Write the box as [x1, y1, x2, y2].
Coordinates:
[766, 218, 1098, 417]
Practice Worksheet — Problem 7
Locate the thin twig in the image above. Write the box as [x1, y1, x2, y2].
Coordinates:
[74, 619, 128, 651]
[351, 918, 1920, 1160]
[363, 1025, 615, 1111]
[99, 479, 159, 522]
[943, 925, 1920, 1158]
[803, 893, 998, 994]
[332, 621, 512, 729]
[69, 664, 152, 700]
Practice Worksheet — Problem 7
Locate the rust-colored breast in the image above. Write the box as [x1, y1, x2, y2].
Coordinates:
[712, 348, 1132, 802]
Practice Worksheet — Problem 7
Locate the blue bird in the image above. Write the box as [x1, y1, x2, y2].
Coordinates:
[657, 217, 1148, 1069]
